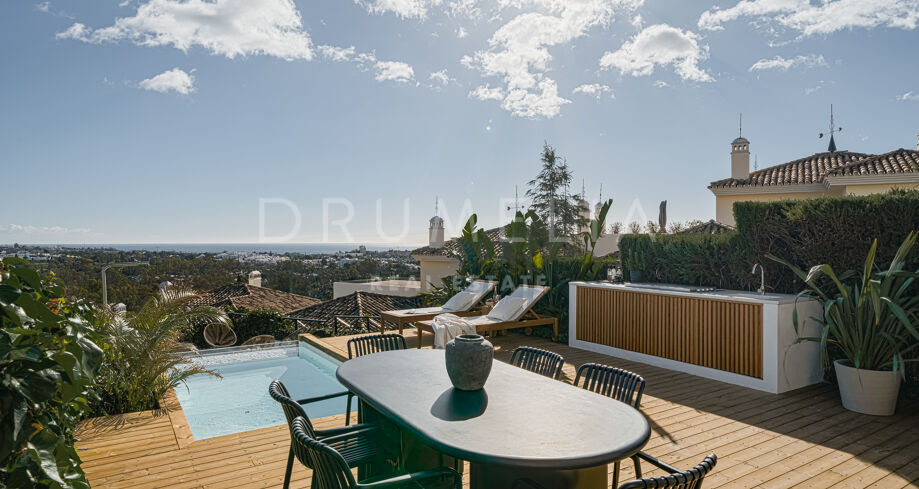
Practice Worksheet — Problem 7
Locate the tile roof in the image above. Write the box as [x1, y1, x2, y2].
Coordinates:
[289, 291, 422, 322]
[709, 151, 873, 188]
[679, 219, 735, 235]
[825, 148, 919, 177]
[411, 226, 506, 257]
[186, 284, 321, 315]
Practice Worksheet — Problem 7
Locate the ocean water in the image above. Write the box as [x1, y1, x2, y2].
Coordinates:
[26, 243, 416, 254]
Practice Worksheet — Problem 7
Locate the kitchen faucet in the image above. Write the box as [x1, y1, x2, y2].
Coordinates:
[751, 263, 765, 295]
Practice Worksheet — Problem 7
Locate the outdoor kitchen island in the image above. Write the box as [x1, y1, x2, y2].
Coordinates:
[568, 281, 825, 393]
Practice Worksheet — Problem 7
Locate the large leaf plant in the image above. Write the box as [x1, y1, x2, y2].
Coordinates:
[768, 231, 919, 373]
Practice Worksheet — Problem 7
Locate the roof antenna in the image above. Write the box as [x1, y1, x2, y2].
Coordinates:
[434, 196, 439, 217]
[754, 154, 758, 171]
[818, 104, 842, 153]
[598, 183, 603, 203]
[506, 185, 521, 213]
[739, 113, 742, 138]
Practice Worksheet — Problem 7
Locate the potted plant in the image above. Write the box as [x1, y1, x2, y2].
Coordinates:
[769, 231, 919, 416]
[627, 249, 645, 282]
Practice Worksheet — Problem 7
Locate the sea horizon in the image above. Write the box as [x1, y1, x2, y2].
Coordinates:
[2, 243, 420, 254]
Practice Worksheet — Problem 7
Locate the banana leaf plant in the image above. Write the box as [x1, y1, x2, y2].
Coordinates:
[577, 199, 613, 281]
[767, 231, 919, 374]
[456, 214, 496, 279]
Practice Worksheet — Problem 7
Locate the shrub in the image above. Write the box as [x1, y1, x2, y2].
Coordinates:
[1, 258, 101, 489]
[227, 307, 296, 343]
[92, 287, 228, 415]
[620, 189, 919, 294]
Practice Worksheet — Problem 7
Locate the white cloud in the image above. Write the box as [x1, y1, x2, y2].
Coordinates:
[374, 61, 415, 83]
[898, 91, 919, 101]
[468, 84, 504, 101]
[600, 24, 713, 82]
[653, 80, 668, 88]
[57, 0, 313, 61]
[429, 69, 454, 86]
[318, 45, 356, 62]
[748, 53, 828, 71]
[456, 26, 468, 38]
[0, 224, 90, 235]
[500, 78, 569, 118]
[699, 0, 919, 37]
[572, 83, 614, 99]
[360, 0, 443, 19]
[138, 67, 195, 94]
[56, 22, 91, 41]
[463, 0, 642, 118]
[36, 2, 50, 12]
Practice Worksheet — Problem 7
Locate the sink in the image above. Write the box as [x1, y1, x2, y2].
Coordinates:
[623, 283, 719, 293]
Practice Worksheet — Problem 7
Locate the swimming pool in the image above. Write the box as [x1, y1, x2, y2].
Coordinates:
[173, 341, 347, 440]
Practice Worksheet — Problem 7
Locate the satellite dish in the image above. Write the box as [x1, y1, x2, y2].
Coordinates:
[819, 133, 824, 138]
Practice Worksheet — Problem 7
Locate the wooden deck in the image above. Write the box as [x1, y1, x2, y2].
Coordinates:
[76, 331, 919, 489]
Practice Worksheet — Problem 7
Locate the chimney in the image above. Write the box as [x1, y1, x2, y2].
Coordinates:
[731, 137, 750, 180]
[428, 216, 445, 248]
[248, 270, 262, 287]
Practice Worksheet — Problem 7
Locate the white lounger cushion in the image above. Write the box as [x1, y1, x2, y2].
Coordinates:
[441, 291, 479, 312]
[487, 297, 528, 322]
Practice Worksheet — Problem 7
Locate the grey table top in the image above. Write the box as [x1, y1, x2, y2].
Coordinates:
[336, 349, 650, 469]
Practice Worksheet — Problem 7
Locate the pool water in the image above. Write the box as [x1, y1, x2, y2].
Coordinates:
[173, 342, 347, 440]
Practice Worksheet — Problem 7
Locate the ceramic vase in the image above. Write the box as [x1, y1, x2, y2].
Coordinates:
[445, 334, 494, 391]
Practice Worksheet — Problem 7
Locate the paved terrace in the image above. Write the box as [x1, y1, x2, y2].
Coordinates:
[75, 332, 919, 489]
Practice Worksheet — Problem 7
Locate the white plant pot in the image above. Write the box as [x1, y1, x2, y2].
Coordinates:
[834, 359, 901, 416]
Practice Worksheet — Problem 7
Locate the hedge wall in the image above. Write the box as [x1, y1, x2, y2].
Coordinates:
[620, 189, 919, 294]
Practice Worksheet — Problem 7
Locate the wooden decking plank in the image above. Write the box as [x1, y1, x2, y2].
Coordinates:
[76, 333, 919, 489]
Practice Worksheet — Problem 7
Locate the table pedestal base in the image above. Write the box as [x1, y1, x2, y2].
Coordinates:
[470, 462, 607, 489]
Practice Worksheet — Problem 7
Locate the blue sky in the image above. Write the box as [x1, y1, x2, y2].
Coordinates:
[1, 0, 918, 245]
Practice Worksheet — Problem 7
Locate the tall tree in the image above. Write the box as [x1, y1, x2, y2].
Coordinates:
[526, 143, 584, 239]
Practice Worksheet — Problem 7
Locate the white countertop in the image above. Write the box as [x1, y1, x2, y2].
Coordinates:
[572, 281, 803, 305]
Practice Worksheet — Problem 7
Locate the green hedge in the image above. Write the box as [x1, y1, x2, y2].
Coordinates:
[184, 307, 294, 348]
[621, 189, 919, 294]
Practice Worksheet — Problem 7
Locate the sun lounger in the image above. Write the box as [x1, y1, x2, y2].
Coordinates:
[415, 284, 557, 348]
[378, 280, 497, 334]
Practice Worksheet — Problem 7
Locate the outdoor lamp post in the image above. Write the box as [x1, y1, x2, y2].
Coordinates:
[101, 262, 149, 308]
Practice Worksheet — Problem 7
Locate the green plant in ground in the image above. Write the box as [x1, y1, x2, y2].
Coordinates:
[526, 142, 585, 239]
[183, 306, 293, 348]
[768, 231, 919, 373]
[456, 214, 497, 279]
[1, 258, 101, 489]
[93, 286, 229, 415]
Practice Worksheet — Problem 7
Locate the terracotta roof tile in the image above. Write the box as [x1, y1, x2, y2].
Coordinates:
[679, 219, 735, 235]
[289, 291, 421, 322]
[709, 151, 873, 188]
[826, 148, 919, 177]
[186, 284, 321, 315]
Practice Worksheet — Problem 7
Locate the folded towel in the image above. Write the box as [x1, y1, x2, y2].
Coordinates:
[431, 313, 476, 349]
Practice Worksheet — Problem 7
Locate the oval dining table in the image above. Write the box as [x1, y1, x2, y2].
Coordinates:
[336, 349, 651, 489]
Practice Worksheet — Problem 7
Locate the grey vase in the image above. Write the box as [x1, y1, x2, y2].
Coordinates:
[445, 334, 494, 391]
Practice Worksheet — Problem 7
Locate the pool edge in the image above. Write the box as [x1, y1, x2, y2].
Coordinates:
[299, 333, 348, 361]
[161, 389, 195, 448]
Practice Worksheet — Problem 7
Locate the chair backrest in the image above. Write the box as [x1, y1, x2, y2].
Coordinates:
[510, 346, 565, 380]
[268, 380, 318, 467]
[203, 322, 237, 347]
[574, 363, 646, 408]
[291, 417, 358, 489]
[503, 285, 550, 321]
[464, 280, 497, 302]
[347, 333, 407, 359]
[618, 454, 717, 489]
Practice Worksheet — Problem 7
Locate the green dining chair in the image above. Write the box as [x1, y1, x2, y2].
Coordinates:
[291, 416, 461, 489]
[269, 380, 398, 489]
